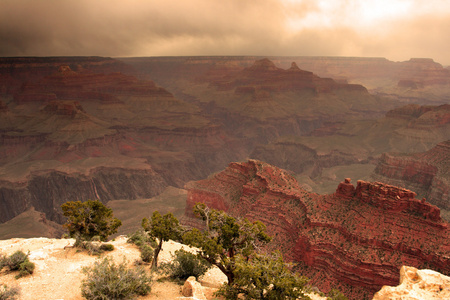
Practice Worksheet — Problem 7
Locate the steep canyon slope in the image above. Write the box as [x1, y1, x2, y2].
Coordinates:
[184, 160, 450, 299]
[1, 56, 448, 241]
[251, 104, 450, 195]
[0, 56, 395, 234]
[0, 57, 244, 231]
[124, 56, 450, 106]
[373, 140, 449, 216]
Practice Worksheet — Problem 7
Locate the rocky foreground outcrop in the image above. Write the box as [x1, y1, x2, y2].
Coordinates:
[184, 160, 450, 299]
[0, 236, 227, 300]
[373, 266, 450, 300]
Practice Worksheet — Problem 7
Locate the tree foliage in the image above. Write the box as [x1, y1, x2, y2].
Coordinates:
[217, 251, 310, 300]
[159, 249, 211, 280]
[142, 211, 182, 269]
[61, 200, 122, 242]
[183, 203, 272, 284]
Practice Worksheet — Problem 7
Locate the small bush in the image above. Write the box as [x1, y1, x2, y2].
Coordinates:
[327, 288, 348, 300]
[0, 284, 20, 300]
[4, 251, 28, 271]
[140, 245, 154, 263]
[99, 243, 114, 252]
[127, 229, 158, 265]
[81, 257, 152, 300]
[0, 253, 6, 271]
[79, 241, 102, 255]
[16, 261, 36, 279]
[160, 249, 211, 280]
[75, 240, 114, 255]
[127, 230, 157, 248]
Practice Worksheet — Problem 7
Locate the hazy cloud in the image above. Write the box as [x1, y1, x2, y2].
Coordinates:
[1, 0, 449, 65]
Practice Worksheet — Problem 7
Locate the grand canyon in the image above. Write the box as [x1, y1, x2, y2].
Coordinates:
[1, 56, 449, 299]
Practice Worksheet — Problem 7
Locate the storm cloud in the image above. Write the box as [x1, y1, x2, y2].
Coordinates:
[1, 0, 449, 65]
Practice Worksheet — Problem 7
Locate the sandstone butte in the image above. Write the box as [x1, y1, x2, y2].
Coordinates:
[184, 159, 450, 300]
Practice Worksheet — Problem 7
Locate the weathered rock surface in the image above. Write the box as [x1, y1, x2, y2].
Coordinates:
[250, 104, 450, 191]
[1, 56, 448, 245]
[184, 160, 450, 299]
[126, 57, 396, 148]
[374, 140, 449, 211]
[373, 266, 450, 300]
[181, 276, 207, 300]
[0, 58, 245, 231]
[123, 56, 450, 107]
[0, 167, 167, 223]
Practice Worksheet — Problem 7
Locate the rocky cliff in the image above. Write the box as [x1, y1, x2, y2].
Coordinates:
[1, 56, 448, 244]
[0, 58, 246, 231]
[249, 104, 450, 194]
[0, 167, 167, 224]
[373, 140, 449, 212]
[124, 56, 450, 106]
[185, 160, 450, 299]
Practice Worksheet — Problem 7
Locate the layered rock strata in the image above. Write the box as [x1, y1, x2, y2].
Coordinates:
[374, 140, 449, 210]
[0, 58, 245, 229]
[185, 160, 450, 299]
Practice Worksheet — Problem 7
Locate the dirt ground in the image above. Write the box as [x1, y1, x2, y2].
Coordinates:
[0, 236, 226, 300]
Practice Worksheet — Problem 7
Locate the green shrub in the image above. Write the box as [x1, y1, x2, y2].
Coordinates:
[0, 284, 20, 300]
[1, 251, 35, 279]
[99, 243, 114, 252]
[160, 249, 211, 280]
[327, 288, 348, 300]
[4, 251, 28, 271]
[81, 257, 152, 300]
[16, 261, 35, 279]
[127, 230, 148, 247]
[127, 230, 157, 248]
[75, 241, 114, 255]
[0, 253, 6, 271]
[127, 229, 158, 264]
[140, 245, 154, 263]
[61, 200, 122, 242]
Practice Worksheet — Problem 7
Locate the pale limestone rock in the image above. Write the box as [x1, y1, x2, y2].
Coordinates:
[373, 266, 450, 300]
[181, 276, 207, 300]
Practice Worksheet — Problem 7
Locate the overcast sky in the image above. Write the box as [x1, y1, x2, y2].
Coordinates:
[1, 0, 450, 65]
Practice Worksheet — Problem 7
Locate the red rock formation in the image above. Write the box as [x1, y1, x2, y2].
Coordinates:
[374, 140, 450, 210]
[42, 100, 86, 116]
[209, 58, 369, 95]
[0, 58, 250, 232]
[184, 160, 450, 299]
[0, 100, 7, 112]
[13, 65, 171, 105]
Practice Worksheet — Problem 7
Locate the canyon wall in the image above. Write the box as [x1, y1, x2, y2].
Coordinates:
[185, 160, 449, 299]
[373, 140, 449, 211]
[0, 167, 167, 224]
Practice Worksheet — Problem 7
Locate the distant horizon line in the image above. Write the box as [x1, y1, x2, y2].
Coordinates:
[0, 55, 445, 64]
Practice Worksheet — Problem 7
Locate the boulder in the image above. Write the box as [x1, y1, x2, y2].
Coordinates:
[373, 266, 450, 299]
[181, 276, 207, 300]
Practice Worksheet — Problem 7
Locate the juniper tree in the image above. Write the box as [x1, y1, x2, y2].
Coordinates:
[183, 203, 272, 285]
[142, 211, 182, 269]
[61, 200, 122, 242]
[216, 251, 310, 300]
